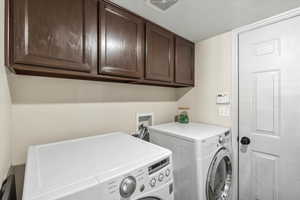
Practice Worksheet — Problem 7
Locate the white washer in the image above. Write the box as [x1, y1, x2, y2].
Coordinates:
[23, 132, 174, 200]
[149, 123, 233, 200]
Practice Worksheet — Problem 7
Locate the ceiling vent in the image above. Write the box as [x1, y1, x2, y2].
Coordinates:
[145, 0, 179, 12]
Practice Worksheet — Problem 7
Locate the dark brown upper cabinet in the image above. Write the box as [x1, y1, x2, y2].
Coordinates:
[11, 0, 98, 74]
[99, 1, 144, 79]
[175, 36, 195, 85]
[6, 0, 194, 87]
[145, 23, 174, 83]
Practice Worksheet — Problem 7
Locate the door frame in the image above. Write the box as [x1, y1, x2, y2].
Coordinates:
[231, 6, 300, 200]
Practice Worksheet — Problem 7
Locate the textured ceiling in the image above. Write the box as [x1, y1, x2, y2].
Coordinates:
[110, 0, 300, 42]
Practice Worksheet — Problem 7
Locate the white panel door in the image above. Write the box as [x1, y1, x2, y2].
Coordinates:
[239, 16, 300, 200]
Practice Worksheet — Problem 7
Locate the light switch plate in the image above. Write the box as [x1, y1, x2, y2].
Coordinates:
[216, 93, 230, 104]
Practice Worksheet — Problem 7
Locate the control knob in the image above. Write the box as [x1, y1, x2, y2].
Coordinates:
[158, 173, 164, 182]
[119, 176, 136, 198]
[219, 136, 225, 145]
[165, 169, 171, 177]
[150, 178, 156, 187]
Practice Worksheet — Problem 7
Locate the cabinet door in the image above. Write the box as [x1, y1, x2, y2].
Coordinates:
[175, 37, 194, 85]
[99, 1, 144, 79]
[145, 23, 174, 82]
[13, 0, 97, 73]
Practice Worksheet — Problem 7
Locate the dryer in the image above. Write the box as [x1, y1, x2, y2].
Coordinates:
[23, 133, 174, 200]
[149, 122, 233, 200]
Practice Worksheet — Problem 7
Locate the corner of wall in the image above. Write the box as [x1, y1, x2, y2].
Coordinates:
[0, 67, 12, 184]
[0, 0, 12, 183]
[176, 31, 233, 127]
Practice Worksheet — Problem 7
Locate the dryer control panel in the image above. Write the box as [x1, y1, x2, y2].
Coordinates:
[200, 130, 231, 157]
[218, 131, 231, 145]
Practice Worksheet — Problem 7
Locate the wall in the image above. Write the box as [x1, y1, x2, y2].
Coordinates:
[9, 75, 177, 165]
[8, 31, 232, 165]
[177, 32, 232, 127]
[9, 75, 177, 103]
[0, 0, 12, 183]
[0, 68, 11, 184]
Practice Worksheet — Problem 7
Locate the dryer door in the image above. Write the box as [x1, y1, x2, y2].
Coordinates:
[206, 148, 233, 200]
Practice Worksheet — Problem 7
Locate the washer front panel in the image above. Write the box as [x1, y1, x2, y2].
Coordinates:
[206, 148, 233, 200]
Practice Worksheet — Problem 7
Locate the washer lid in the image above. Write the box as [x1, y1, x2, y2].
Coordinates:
[23, 133, 171, 200]
[149, 123, 230, 142]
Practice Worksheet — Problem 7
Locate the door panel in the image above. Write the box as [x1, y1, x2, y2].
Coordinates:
[251, 151, 279, 200]
[175, 37, 194, 85]
[254, 71, 279, 134]
[239, 16, 300, 200]
[14, 0, 97, 73]
[99, 2, 144, 78]
[145, 23, 174, 82]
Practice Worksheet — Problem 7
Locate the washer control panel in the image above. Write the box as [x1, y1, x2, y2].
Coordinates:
[149, 166, 171, 188]
[102, 156, 173, 200]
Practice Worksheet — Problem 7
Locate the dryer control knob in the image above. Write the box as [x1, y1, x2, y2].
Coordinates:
[150, 178, 156, 187]
[120, 176, 136, 198]
[219, 136, 225, 144]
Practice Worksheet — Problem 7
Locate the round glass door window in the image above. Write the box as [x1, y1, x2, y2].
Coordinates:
[138, 198, 161, 200]
[206, 148, 232, 200]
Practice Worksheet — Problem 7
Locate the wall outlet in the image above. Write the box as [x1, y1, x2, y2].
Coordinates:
[218, 106, 231, 117]
[136, 113, 154, 131]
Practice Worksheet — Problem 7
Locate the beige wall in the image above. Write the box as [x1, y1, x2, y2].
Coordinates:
[8, 75, 177, 104]
[12, 102, 176, 165]
[0, 67, 11, 183]
[177, 32, 232, 127]
[8, 75, 178, 165]
[0, 0, 12, 183]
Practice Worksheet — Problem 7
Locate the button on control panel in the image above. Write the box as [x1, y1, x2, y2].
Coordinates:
[140, 184, 145, 192]
[158, 173, 164, 182]
[150, 178, 156, 187]
[219, 136, 225, 145]
[149, 168, 171, 188]
[165, 169, 170, 177]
